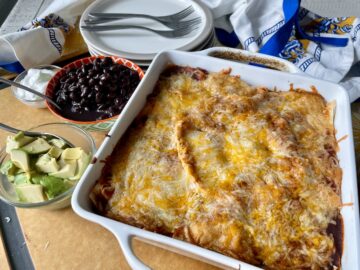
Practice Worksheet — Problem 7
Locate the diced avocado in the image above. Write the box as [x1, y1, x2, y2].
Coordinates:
[13, 172, 32, 185]
[35, 154, 59, 173]
[48, 146, 63, 159]
[39, 176, 72, 199]
[50, 160, 77, 179]
[14, 132, 24, 141]
[6, 133, 35, 153]
[0, 160, 18, 176]
[49, 138, 67, 149]
[10, 149, 30, 171]
[15, 184, 46, 202]
[69, 151, 90, 181]
[61, 148, 83, 160]
[21, 138, 51, 154]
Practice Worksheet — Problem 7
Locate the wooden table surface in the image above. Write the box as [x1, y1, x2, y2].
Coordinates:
[0, 88, 220, 270]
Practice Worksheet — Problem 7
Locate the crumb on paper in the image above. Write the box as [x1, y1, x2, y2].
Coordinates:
[44, 241, 50, 250]
[4, 217, 11, 223]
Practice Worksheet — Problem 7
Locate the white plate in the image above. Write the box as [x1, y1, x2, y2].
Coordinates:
[72, 48, 360, 270]
[80, 0, 213, 61]
[88, 44, 153, 66]
[87, 29, 215, 66]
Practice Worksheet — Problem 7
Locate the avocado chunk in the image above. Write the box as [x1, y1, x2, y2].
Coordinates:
[61, 147, 83, 160]
[69, 151, 90, 181]
[13, 172, 32, 185]
[21, 138, 51, 154]
[10, 149, 30, 171]
[35, 154, 59, 173]
[15, 184, 46, 202]
[48, 146, 63, 159]
[6, 132, 35, 153]
[49, 138, 67, 149]
[0, 160, 18, 176]
[50, 161, 77, 179]
[39, 176, 72, 199]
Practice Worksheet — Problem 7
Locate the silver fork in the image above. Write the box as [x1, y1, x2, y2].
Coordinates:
[87, 5, 196, 29]
[81, 23, 199, 38]
[84, 17, 202, 30]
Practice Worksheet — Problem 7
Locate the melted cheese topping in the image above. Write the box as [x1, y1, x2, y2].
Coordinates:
[91, 66, 342, 270]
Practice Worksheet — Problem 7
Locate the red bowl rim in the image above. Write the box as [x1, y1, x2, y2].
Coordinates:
[45, 55, 145, 125]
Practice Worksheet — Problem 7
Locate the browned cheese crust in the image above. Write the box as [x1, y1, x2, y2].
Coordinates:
[90, 65, 342, 270]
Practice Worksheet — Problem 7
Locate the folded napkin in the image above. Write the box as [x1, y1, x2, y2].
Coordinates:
[201, 0, 360, 102]
[0, 0, 92, 72]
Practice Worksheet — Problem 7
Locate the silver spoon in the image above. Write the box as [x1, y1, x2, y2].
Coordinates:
[0, 77, 61, 111]
[0, 123, 74, 148]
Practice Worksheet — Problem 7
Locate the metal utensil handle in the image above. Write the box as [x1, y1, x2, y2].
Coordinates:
[89, 12, 157, 21]
[0, 77, 61, 110]
[0, 123, 22, 134]
[195, 47, 301, 74]
[81, 24, 161, 33]
[0, 123, 42, 137]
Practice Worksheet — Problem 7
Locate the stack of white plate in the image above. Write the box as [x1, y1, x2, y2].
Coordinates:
[80, 0, 214, 66]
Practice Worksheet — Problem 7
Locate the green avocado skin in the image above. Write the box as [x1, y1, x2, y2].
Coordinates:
[33, 175, 72, 199]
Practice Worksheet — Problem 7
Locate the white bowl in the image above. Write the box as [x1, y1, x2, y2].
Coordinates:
[11, 65, 61, 109]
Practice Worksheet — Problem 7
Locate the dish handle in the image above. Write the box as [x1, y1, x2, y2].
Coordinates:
[111, 228, 151, 270]
[194, 47, 301, 74]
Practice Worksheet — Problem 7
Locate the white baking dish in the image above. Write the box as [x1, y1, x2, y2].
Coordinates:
[72, 48, 360, 270]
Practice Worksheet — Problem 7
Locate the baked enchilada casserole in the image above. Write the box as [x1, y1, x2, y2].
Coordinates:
[91, 66, 342, 270]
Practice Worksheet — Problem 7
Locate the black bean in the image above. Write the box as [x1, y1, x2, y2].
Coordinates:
[94, 58, 102, 66]
[88, 78, 96, 86]
[107, 92, 116, 99]
[80, 86, 89, 97]
[95, 93, 103, 103]
[88, 69, 96, 77]
[100, 73, 110, 82]
[80, 98, 88, 106]
[97, 104, 107, 111]
[93, 65, 101, 72]
[70, 92, 81, 102]
[109, 65, 118, 72]
[78, 77, 86, 84]
[94, 85, 101, 92]
[87, 91, 95, 99]
[69, 85, 78, 92]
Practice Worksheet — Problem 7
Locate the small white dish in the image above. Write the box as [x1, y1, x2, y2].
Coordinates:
[12, 65, 60, 109]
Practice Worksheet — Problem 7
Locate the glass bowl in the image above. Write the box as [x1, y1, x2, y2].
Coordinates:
[0, 123, 96, 210]
[12, 65, 61, 109]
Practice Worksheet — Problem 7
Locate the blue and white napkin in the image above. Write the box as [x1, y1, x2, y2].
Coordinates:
[0, 0, 91, 72]
[201, 0, 360, 102]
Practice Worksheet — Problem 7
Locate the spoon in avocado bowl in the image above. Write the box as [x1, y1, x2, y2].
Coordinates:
[0, 123, 74, 148]
[0, 77, 61, 111]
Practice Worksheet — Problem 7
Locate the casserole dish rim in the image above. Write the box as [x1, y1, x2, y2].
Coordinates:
[72, 48, 360, 270]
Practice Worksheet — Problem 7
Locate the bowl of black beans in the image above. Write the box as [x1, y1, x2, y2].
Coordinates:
[45, 56, 144, 131]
